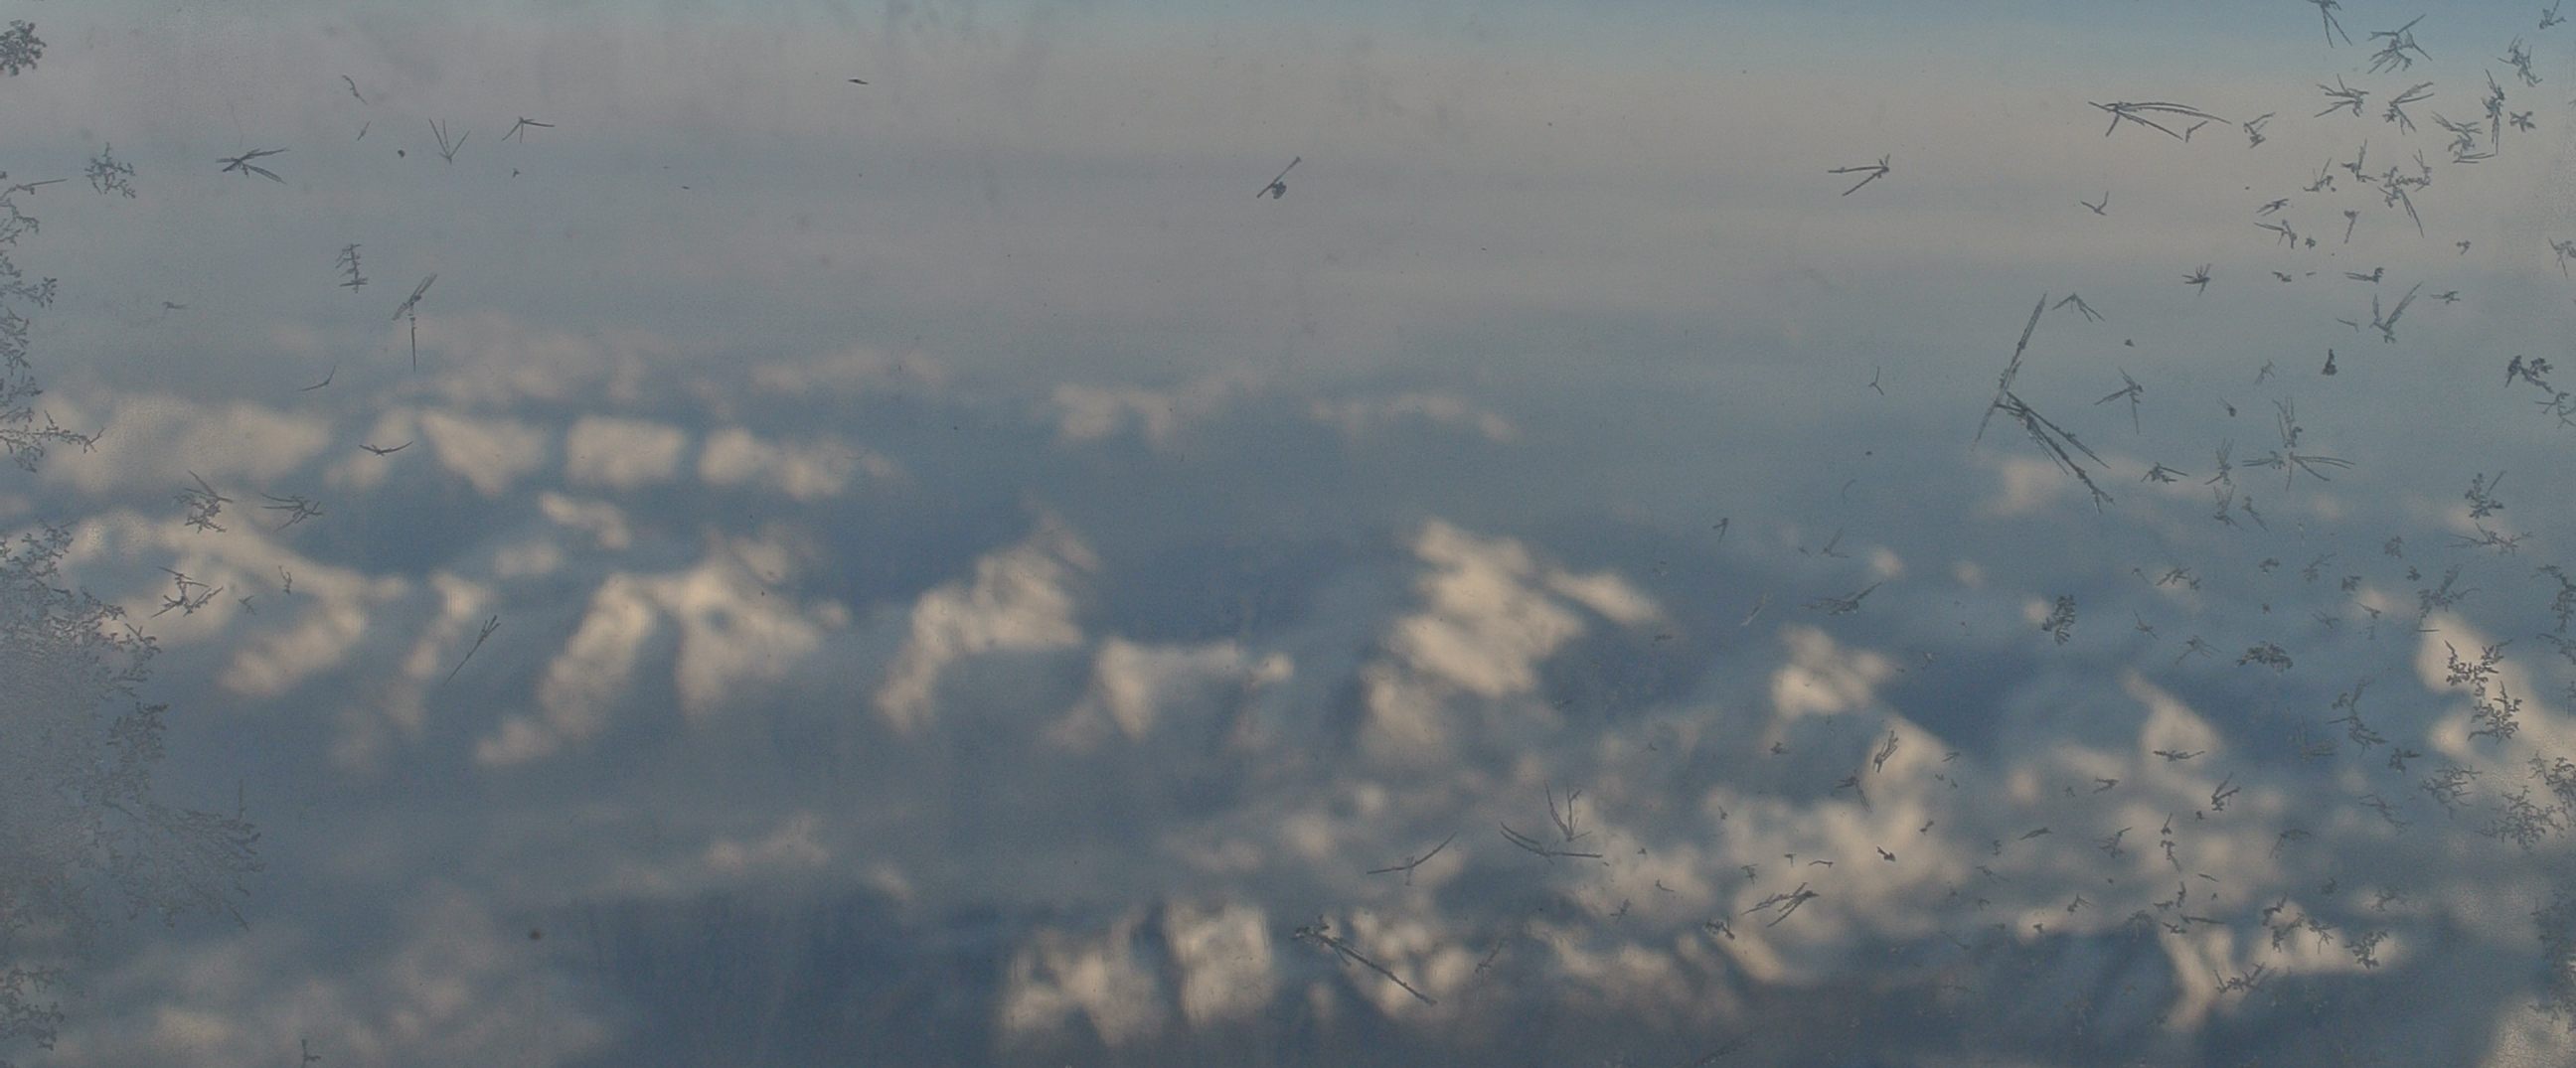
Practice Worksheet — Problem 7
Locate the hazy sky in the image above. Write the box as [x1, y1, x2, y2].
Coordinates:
[8, 2, 2576, 1065]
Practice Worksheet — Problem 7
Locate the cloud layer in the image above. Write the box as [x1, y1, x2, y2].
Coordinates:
[8, 3, 2576, 1066]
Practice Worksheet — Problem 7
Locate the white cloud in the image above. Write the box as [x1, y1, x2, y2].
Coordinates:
[748, 342, 951, 398]
[325, 411, 430, 494]
[1047, 373, 1254, 448]
[475, 534, 858, 763]
[876, 518, 1097, 732]
[40, 394, 328, 494]
[697, 427, 887, 501]
[417, 409, 552, 497]
[415, 313, 665, 409]
[219, 576, 388, 700]
[563, 415, 689, 489]
[661, 551, 835, 721]
[1389, 522, 1580, 697]
[537, 492, 634, 551]
[1310, 391, 1519, 443]
[1979, 454, 2080, 518]
[1768, 625, 1894, 719]
[702, 811, 830, 877]
[482, 573, 660, 766]
[1867, 546, 1905, 581]
[1000, 913, 1172, 1047]
[1164, 901, 1278, 1029]
[1362, 523, 1580, 760]
[1351, 522, 1669, 762]
[2412, 616, 2576, 765]
[1543, 566, 1664, 629]
[52, 885, 610, 1068]
[1051, 637, 1280, 750]
[24, 6, 2576, 1063]
[2487, 999, 2576, 1068]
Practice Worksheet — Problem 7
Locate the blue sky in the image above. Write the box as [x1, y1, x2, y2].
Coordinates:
[7, 1, 2576, 1065]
